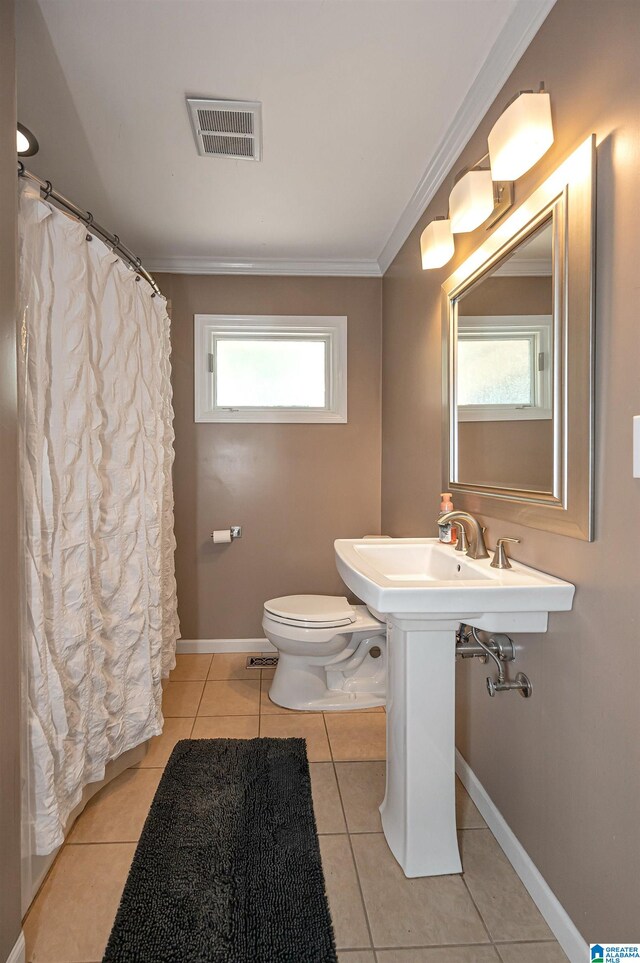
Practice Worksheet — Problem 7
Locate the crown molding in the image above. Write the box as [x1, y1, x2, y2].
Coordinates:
[6, 931, 25, 963]
[146, 256, 382, 277]
[492, 257, 552, 277]
[377, 0, 557, 274]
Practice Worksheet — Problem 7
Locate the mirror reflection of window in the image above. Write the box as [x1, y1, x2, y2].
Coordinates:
[458, 336, 534, 407]
[454, 217, 554, 493]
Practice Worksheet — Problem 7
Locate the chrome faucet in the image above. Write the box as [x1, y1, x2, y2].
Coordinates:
[437, 510, 489, 559]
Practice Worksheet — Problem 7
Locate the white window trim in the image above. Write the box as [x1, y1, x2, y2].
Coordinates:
[194, 314, 347, 423]
[457, 315, 552, 422]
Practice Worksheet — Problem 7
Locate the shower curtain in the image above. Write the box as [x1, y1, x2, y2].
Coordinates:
[18, 181, 180, 855]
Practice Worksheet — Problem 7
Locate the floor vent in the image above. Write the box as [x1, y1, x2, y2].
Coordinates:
[246, 656, 278, 669]
[187, 98, 262, 161]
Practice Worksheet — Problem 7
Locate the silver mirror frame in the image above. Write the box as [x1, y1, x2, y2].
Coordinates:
[442, 135, 596, 540]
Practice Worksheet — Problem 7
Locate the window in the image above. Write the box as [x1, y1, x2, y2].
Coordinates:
[456, 315, 552, 421]
[194, 315, 347, 423]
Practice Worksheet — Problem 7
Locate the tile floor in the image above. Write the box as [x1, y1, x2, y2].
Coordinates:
[24, 653, 569, 963]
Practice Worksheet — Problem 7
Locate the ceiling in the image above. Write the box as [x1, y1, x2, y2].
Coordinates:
[16, 0, 554, 276]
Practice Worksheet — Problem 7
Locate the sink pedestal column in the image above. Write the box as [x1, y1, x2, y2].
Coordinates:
[380, 616, 462, 878]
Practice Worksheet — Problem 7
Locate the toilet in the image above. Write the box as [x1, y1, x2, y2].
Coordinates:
[262, 594, 387, 711]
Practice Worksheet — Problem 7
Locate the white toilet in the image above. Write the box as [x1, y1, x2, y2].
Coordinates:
[262, 594, 387, 711]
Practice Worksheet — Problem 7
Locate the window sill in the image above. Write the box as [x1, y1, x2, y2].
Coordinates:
[195, 409, 348, 424]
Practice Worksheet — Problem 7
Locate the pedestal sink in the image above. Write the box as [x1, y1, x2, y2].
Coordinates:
[334, 537, 575, 878]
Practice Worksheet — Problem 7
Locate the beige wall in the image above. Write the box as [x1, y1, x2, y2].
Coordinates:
[458, 419, 553, 491]
[0, 0, 22, 956]
[460, 274, 552, 316]
[158, 273, 382, 640]
[382, 0, 640, 940]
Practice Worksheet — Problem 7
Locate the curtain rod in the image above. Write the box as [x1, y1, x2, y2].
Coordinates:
[17, 162, 162, 297]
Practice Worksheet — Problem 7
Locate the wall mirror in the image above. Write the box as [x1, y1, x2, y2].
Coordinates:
[442, 136, 596, 540]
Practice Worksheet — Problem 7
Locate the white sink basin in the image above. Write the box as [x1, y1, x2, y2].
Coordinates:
[334, 536, 575, 879]
[335, 537, 575, 632]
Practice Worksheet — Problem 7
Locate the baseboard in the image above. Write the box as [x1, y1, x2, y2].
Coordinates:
[455, 749, 588, 963]
[176, 638, 276, 654]
[5, 932, 25, 963]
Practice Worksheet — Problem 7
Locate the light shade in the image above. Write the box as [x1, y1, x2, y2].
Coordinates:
[420, 218, 454, 270]
[449, 169, 494, 233]
[488, 92, 553, 181]
[17, 123, 39, 157]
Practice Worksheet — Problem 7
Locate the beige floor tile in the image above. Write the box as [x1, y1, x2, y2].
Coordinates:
[460, 830, 553, 942]
[310, 763, 346, 834]
[377, 948, 499, 962]
[137, 717, 194, 767]
[456, 778, 486, 829]
[351, 833, 488, 948]
[198, 679, 261, 716]
[319, 835, 371, 950]
[162, 680, 204, 716]
[259, 713, 331, 761]
[24, 842, 136, 962]
[261, 665, 277, 680]
[260, 677, 296, 713]
[169, 653, 212, 681]
[67, 768, 161, 843]
[496, 944, 569, 963]
[325, 713, 386, 761]
[335, 761, 385, 833]
[338, 953, 376, 963]
[191, 715, 260, 739]
[208, 652, 262, 680]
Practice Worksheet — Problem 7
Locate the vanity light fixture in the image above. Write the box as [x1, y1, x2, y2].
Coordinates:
[420, 217, 455, 269]
[421, 83, 551, 270]
[17, 123, 39, 157]
[487, 89, 553, 181]
[449, 168, 494, 234]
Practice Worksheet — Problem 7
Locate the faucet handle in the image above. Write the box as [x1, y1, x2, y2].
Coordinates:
[490, 537, 520, 570]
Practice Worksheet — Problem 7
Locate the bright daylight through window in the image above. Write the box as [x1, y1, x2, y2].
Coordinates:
[194, 315, 347, 423]
[216, 339, 326, 409]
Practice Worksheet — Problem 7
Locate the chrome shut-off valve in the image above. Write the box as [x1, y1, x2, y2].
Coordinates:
[486, 672, 533, 698]
[457, 623, 533, 698]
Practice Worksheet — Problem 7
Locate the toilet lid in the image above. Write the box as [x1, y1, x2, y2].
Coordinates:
[264, 595, 356, 628]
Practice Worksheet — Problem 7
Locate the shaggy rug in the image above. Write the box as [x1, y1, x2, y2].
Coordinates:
[103, 737, 337, 962]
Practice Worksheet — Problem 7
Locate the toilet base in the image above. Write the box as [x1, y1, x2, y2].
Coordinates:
[268, 648, 386, 712]
[267, 688, 386, 712]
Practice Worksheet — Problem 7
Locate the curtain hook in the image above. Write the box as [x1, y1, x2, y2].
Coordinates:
[18, 160, 25, 175]
[43, 180, 53, 199]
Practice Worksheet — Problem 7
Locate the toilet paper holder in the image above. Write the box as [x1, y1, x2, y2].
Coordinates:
[210, 526, 242, 542]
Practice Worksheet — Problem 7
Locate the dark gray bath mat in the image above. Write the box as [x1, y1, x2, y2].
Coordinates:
[103, 738, 337, 963]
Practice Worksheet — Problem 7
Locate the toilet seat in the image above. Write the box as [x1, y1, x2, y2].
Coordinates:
[263, 605, 383, 647]
[264, 595, 357, 630]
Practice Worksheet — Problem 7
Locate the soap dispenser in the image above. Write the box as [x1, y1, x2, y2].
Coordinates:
[438, 493, 457, 545]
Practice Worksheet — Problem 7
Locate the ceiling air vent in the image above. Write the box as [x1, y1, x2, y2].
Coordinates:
[187, 98, 262, 161]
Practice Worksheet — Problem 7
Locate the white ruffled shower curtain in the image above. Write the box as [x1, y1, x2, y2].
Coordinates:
[18, 181, 180, 855]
